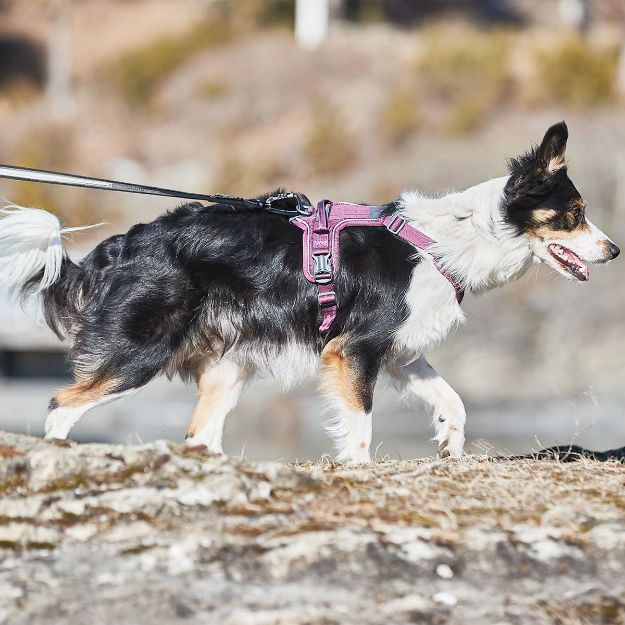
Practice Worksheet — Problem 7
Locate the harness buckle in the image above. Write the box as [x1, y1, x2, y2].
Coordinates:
[386, 215, 407, 235]
[313, 252, 333, 284]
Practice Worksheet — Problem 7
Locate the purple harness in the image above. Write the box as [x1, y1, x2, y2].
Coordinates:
[291, 200, 464, 334]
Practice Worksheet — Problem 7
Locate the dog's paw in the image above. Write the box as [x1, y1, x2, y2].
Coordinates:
[45, 437, 75, 448]
[437, 436, 464, 459]
[340, 448, 372, 466]
[183, 438, 225, 457]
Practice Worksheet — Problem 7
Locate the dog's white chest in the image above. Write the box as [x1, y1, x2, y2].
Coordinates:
[393, 262, 465, 356]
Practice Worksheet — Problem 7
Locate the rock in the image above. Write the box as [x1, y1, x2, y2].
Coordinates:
[1, 431, 625, 624]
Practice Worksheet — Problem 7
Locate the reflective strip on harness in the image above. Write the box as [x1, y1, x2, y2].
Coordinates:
[291, 200, 464, 334]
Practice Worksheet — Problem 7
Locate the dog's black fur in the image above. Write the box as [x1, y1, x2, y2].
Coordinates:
[507, 444, 625, 463]
[503, 121, 585, 235]
[35, 195, 414, 408]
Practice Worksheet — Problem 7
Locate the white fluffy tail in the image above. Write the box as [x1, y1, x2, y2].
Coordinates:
[0, 203, 99, 294]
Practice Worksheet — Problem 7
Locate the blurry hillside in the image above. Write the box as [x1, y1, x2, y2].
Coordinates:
[0, 0, 624, 458]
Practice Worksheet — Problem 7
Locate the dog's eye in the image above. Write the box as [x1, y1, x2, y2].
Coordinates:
[569, 204, 585, 227]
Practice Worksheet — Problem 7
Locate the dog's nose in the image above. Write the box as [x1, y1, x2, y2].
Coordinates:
[606, 241, 620, 260]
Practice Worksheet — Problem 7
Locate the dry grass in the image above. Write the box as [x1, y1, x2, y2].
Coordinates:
[109, 1, 297, 108]
[532, 36, 619, 108]
[6, 434, 622, 538]
[215, 0, 294, 31]
[0, 79, 41, 109]
[2, 434, 625, 622]
[279, 455, 625, 537]
[306, 101, 358, 176]
[111, 19, 234, 107]
[197, 78, 230, 101]
[5, 125, 114, 227]
[418, 23, 512, 134]
[382, 88, 421, 145]
[539, 596, 625, 625]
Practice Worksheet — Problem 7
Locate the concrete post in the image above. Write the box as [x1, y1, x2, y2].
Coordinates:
[295, 0, 330, 50]
[47, 0, 74, 120]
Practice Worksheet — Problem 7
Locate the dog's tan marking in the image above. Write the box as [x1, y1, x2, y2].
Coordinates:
[186, 363, 228, 439]
[320, 338, 364, 413]
[529, 221, 590, 241]
[54, 378, 118, 407]
[529, 202, 590, 241]
[531, 209, 558, 225]
[186, 360, 246, 442]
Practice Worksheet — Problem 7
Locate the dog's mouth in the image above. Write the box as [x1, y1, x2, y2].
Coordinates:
[548, 243, 589, 281]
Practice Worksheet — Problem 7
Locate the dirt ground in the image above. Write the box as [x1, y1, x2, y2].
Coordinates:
[1, 431, 625, 624]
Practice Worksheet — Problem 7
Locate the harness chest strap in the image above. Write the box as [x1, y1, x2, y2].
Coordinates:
[291, 200, 464, 334]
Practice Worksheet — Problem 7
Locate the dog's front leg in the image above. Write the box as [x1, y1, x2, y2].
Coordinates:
[388, 356, 466, 458]
[185, 358, 248, 454]
[320, 338, 382, 465]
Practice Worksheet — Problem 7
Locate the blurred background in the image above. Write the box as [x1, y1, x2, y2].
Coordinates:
[0, 0, 624, 460]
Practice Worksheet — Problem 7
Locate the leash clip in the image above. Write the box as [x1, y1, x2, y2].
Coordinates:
[264, 192, 312, 216]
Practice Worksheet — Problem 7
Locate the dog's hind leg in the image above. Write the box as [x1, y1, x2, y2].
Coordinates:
[44, 348, 165, 439]
[185, 358, 249, 454]
[45, 378, 136, 439]
[387, 356, 466, 458]
[320, 338, 382, 465]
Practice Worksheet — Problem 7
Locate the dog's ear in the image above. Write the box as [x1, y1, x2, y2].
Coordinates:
[505, 121, 569, 207]
[537, 121, 568, 173]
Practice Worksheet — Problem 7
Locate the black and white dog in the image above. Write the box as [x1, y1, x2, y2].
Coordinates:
[0, 122, 619, 463]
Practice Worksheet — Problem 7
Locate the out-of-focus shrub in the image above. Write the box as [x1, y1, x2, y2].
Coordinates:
[0, 80, 40, 109]
[418, 24, 511, 133]
[215, 150, 290, 198]
[447, 94, 492, 134]
[8, 127, 116, 227]
[382, 89, 420, 145]
[214, 0, 294, 30]
[419, 24, 510, 98]
[533, 36, 618, 108]
[9, 126, 96, 226]
[306, 102, 357, 176]
[198, 79, 229, 101]
[342, 0, 384, 22]
[215, 153, 247, 196]
[112, 20, 233, 107]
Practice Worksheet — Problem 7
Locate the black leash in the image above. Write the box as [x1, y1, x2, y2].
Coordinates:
[0, 163, 311, 216]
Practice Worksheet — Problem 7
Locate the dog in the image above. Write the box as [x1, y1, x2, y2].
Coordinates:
[0, 121, 619, 463]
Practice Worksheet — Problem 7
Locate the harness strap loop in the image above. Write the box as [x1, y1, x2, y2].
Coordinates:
[317, 285, 337, 334]
[386, 215, 407, 235]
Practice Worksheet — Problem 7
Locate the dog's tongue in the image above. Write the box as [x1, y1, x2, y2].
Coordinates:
[560, 247, 580, 266]
[548, 244, 589, 280]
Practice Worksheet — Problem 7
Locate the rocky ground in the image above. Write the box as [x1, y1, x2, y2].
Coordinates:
[1, 432, 625, 624]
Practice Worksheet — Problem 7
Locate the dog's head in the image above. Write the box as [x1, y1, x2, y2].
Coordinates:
[503, 121, 619, 281]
